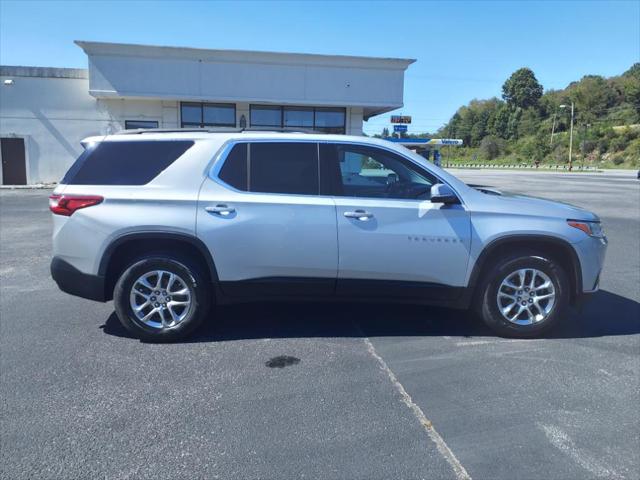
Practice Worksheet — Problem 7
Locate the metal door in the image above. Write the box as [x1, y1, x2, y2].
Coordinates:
[1, 138, 27, 185]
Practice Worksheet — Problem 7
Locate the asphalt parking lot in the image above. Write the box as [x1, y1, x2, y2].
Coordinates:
[1, 169, 639, 480]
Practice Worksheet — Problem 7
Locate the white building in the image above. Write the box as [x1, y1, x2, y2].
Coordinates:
[0, 41, 414, 184]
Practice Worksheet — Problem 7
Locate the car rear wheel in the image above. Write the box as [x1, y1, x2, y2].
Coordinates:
[114, 256, 211, 341]
[477, 252, 569, 338]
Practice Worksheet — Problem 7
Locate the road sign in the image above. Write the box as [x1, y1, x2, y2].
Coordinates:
[393, 125, 408, 132]
[439, 139, 463, 145]
[391, 115, 412, 124]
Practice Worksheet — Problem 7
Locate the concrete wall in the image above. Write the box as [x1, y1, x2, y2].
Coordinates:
[1, 74, 104, 184]
[0, 73, 175, 183]
[0, 72, 363, 183]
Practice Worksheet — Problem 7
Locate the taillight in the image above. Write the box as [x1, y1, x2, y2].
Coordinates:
[49, 194, 103, 216]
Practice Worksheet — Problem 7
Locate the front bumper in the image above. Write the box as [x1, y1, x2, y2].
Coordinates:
[50, 256, 107, 302]
[573, 234, 607, 294]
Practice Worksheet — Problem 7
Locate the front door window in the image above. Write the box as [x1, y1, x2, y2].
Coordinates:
[320, 143, 436, 199]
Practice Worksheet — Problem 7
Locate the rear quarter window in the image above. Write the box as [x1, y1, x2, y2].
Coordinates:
[218, 143, 248, 191]
[61, 140, 194, 185]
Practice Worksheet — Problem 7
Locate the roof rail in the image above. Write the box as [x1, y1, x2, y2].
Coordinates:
[116, 127, 331, 135]
[117, 127, 242, 135]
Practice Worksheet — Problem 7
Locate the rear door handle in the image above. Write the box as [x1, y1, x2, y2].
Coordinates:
[205, 204, 235, 216]
[344, 210, 373, 221]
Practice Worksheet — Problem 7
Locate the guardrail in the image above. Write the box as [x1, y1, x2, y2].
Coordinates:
[443, 163, 599, 171]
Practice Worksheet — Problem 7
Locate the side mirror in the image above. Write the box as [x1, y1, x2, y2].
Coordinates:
[430, 183, 459, 204]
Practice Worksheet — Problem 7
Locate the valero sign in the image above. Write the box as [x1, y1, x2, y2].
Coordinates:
[391, 115, 412, 124]
[438, 139, 463, 145]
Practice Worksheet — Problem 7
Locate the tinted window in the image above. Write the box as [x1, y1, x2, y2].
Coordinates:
[315, 108, 345, 127]
[249, 105, 346, 134]
[125, 120, 159, 129]
[181, 102, 236, 127]
[180, 103, 202, 126]
[250, 106, 282, 127]
[250, 143, 318, 195]
[284, 107, 314, 127]
[218, 143, 248, 191]
[320, 144, 436, 199]
[62, 141, 194, 185]
[203, 104, 236, 126]
[314, 108, 346, 134]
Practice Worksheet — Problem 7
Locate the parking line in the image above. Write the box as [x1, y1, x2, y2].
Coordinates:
[538, 423, 623, 479]
[362, 337, 471, 480]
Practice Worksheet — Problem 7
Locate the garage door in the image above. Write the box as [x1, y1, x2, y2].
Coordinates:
[1, 138, 27, 185]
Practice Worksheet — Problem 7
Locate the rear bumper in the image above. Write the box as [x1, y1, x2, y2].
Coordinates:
[51, 256, 107, 302]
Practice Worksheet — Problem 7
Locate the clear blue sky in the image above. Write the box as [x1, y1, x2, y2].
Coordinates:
[1, 0, 638, 135]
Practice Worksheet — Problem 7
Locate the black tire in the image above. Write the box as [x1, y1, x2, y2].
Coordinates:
[476, 251, 569, 338]
[113, 255, 212, 342]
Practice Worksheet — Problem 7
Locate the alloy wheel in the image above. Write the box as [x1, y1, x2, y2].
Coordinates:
[496, 268, 556, 326]
[129, 270, 192, 329]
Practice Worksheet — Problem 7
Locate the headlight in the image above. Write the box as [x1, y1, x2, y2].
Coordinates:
[567, 220, 605, 238]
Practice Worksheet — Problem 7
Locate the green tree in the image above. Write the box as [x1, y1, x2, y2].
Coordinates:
[381, 127, 390, 138]
[517, 132, 549, 163]
[517, 108, 541, 137]
[568, 75, 616, 124]
[502, 68, 544, 109]
[436, 63, 638, 167]
[490, 103, 511, 138]
[506, 107, 522, 139]
[620, 63, 640, 116]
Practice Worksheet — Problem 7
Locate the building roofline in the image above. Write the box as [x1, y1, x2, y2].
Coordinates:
[75, 40, 416, 70]
[0, 65, 88, 79]
[0, 65, 89, 78]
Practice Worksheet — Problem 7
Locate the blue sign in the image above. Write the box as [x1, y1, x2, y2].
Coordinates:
[393, 124, 408, 132]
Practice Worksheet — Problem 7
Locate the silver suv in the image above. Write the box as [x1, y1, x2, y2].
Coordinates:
[50, 131, 607, 341]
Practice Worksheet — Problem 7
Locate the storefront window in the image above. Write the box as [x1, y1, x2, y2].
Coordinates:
[250, 105, 345, 133]
[180, 102, 236, 127]
[250, 105, 282, 127]
[203, 104, 236, 126]
[125, 120, 159, 129]
[314, 108, 346, 133]
[284, 107, 314, 127]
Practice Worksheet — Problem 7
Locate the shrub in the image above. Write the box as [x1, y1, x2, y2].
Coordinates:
[580, 140, 597, 154]
[478, 136, 504, 160]
[597, 138, 610, 154]
[625, 139, 640, 166]
[612, 154, 625, 165]
[610, 135, 629, 151]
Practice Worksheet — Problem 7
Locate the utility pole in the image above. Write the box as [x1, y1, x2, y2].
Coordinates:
[568, 102, 574, 171]
[581, 123, 591, 169]
[560, 102, 575, 171]
[550, 112, 557, 147]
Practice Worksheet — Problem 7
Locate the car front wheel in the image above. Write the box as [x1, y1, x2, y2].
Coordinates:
[478, 252, 569, 338]
[114, 256, 211, 341]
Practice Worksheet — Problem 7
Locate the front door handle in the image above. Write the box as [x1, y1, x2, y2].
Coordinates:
[205, 204, 235, 216]
[344, 210, 373, 221]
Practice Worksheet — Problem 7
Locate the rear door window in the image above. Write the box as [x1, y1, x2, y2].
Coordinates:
[217, 142, 319, 195]
[249, 143, 318, 195]
[62, 140, 194, 185]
